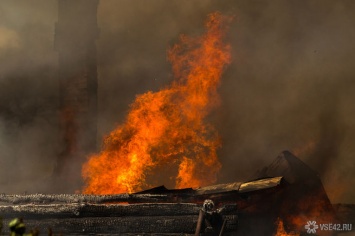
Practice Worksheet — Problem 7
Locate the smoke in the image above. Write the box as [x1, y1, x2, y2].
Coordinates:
[213, 0, 355, 203]
[0, 0, 59, 193]
[0, 0, 354, 203]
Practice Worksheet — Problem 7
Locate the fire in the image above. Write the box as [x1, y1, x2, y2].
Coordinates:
[274, 218, 299, 236]
[276, 188, 336, 236]
[82, 12, 231, 194]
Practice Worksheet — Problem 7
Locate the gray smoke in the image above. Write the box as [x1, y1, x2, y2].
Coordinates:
[0, 0, 59, 193]
[0, 0, 354, 203]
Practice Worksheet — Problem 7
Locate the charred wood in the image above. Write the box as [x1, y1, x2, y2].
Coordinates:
[0, 200, 237, 235]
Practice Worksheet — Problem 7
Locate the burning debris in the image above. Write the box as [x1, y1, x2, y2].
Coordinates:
[239, 151, 336, 235]
[252, 151, 335, 234]
[0, 151, 351, 235]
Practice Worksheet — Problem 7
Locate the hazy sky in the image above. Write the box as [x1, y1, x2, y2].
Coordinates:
[0, 0, 354, 203]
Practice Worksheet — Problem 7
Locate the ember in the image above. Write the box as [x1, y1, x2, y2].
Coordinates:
[82, 12, 232, 194]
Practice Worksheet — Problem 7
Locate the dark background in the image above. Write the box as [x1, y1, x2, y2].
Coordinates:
[0, 0, 354, 203]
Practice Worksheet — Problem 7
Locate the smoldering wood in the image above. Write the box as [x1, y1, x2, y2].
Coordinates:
[0, 151, 346, 235]
[0, 176, 283, 234]
[0, 203, 238, 235]
[0, 203, 212, 218]
[0, 193, 167, 205]
[0, 216, 237, 234]
[0, 176, 284, 207]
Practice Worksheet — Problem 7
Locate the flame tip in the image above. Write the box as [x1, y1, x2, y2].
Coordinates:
[82, 13, 231, 194]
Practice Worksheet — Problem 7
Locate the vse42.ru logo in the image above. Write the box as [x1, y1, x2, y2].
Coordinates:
[305, 221, 352, 234]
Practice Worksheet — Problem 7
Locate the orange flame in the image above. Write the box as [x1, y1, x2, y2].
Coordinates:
[274, 218, 300, 236]
[82, 12, 231, 194]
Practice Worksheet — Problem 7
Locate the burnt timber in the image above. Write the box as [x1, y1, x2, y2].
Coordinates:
[0, 151, 343, 235]
[0, 177, 283, 235]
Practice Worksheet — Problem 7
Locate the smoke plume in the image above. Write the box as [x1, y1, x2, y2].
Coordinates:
[0, 0, 354, 203]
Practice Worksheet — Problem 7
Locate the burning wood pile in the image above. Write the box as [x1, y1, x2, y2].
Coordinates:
[0, 151, 351, 235]
[0, 11, 352, 236]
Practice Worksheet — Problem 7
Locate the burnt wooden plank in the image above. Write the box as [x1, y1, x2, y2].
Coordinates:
[0, 203, 201, 218]
[0, 215, 238, 235]
[0, 194, 166, 205]
[0, 203, 237, 218]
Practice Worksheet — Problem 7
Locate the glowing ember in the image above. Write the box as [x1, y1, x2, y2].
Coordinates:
[82, 12, 231, 194]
